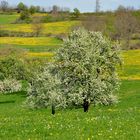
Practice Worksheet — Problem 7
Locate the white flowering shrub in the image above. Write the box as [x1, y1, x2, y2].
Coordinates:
[26, 65, 66, 114]
[55, 28, 121, 111]
[0, 79, 22, 94]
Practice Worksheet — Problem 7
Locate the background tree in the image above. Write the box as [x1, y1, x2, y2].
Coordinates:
[55, 29, 121, 112]
[72, 8, 80, 18]
[17, 2, 27, 13]
[29, 5, 36, 15]
[32, 16, 44, 37]
[51, 5, 59, 14]
[82, 15, 106, 33]
[35, 6, 41, 13]
[18, 9, 31, 23]
[0, 0, 8, 12]
[115, 7, 139, 49]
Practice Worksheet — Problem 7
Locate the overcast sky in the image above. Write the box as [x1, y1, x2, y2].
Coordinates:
[3, 0, 140, 12]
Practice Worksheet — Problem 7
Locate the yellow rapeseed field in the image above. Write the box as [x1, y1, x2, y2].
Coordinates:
[2, 21, 79, 34]
[119, 49, 140, 80]
[122, 50, 140, 65]
[0, 37, 62, 46]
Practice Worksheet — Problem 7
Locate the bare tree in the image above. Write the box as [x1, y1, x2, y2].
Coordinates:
[95, 0, 100, 13]
[82, 15, 106, 33]
[32, 16, 44, 37]
[0, 0, 8, 12]
[115, 9, 139, 49]
[51, 5, 60, 15]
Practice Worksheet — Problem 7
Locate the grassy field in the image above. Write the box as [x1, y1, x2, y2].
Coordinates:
[0, 49, 140, 139]
[0, 14, 19, 24]
[0, 80, 139, 140]
[0, 37, 62, 58]
[0, 13, 140, 139]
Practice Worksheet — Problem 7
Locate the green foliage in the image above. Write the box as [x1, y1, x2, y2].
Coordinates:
[72, 8, 80, 18]
[18, 10, 31, 23]
[29, 6, 36, 15]
[17, 2, 27, 12]
[0, 56, 28, 81]
[41, 14, 71, 23]
[0, 14, 18, 24]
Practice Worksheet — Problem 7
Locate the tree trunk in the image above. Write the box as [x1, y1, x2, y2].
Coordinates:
[83, 99, 89, 112]
[52, 104, 55, 115]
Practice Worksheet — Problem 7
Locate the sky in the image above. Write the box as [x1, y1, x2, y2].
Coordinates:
[4, 0, 140, 12]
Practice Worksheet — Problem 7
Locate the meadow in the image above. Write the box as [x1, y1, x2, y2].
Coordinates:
[0, 11, 140, 140]
[0, 37, 62, 57]
[0, 14, 19, 24]
[0, 80, 139, 140]
[0, 47, 139, 139]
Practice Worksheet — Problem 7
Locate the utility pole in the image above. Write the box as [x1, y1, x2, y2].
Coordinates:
[95, 0, 100, 13]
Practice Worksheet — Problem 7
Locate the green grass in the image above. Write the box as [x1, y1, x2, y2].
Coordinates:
[0, 14, 19, 24]
[0, 37, 62, 53]
[0, 80, 139, 140]
[13, 45, 60, 52]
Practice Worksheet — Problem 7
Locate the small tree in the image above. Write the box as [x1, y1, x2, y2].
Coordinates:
[36, 6, 41, 13]
[17, 2, 27, 13]
[72, 8, 80, 18]
[18, 9, 31, 23]
[52, 5, 59, 14]
[55, 29, 121, 112]
[29, 5, 36, 15]
[32, 16, 43, 37]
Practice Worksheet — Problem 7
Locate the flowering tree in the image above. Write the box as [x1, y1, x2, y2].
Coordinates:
[26, 65, 66, 114]
[27, 29, 121, 113]
[55, 29, 121, 112]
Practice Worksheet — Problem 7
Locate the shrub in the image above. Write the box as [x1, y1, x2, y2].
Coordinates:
[0, 56, 28, 81]
[16, 10, 32, 23]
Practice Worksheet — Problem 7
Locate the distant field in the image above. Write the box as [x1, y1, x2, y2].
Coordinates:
[0, 14, 19, 24]
[0, 37, 62, 46]
[119, 50, 140, 80]
[0, 36, 140, 77]
[1, 21, 79, 34]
